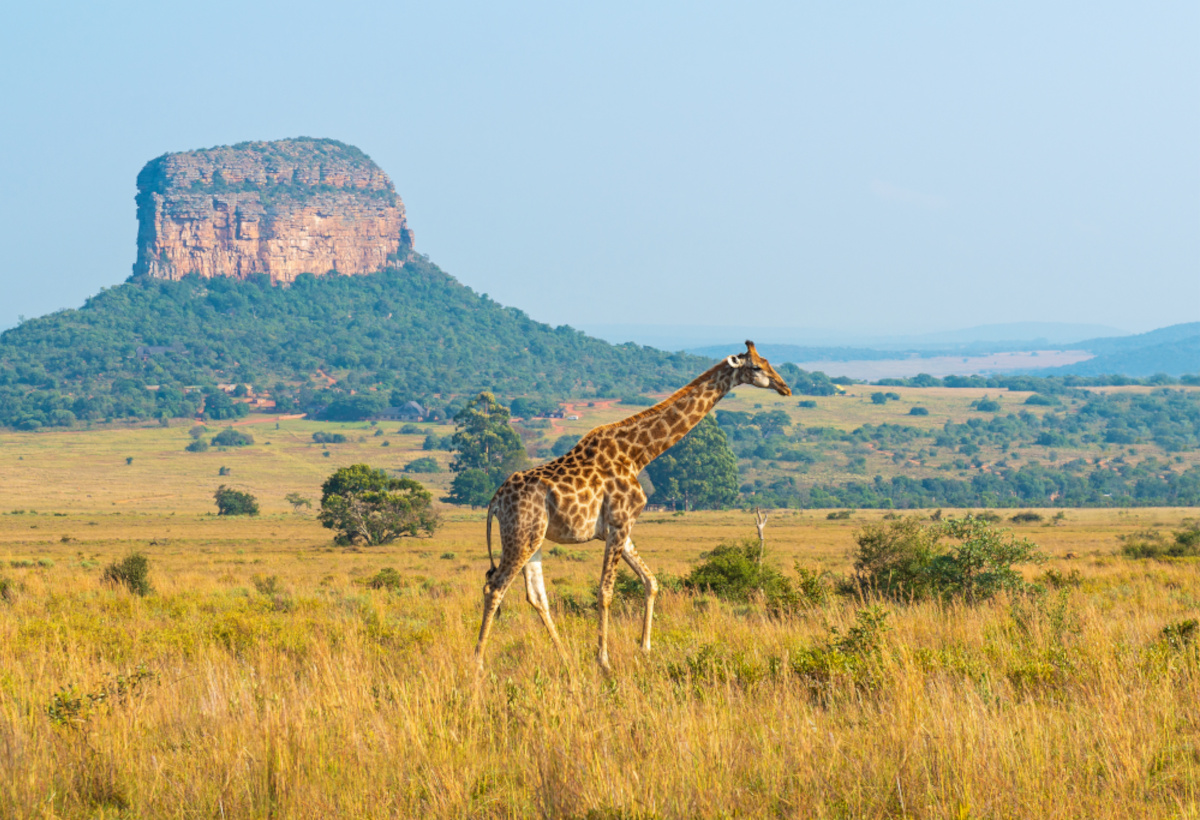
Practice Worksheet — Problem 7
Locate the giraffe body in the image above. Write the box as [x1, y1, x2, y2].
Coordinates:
[474, 341, 791, 672]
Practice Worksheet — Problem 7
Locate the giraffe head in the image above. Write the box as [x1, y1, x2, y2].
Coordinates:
[726, 340, 792, 396]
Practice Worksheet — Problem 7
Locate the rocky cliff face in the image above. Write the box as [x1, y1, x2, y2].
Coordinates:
[133, 138, 414, 282]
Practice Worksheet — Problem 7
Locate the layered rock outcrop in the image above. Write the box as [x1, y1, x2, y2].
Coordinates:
[133, 138, 413, 282]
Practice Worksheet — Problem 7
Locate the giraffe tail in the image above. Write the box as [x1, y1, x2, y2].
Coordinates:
[485, 500, 497, 575]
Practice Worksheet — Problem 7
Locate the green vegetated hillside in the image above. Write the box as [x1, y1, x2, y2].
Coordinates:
[0, 256, 709, 429]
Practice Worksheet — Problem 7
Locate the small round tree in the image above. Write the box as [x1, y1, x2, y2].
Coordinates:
[214, 485, 259, 516]
[319, 464, 439, 545]
[212, 428, 254, 447]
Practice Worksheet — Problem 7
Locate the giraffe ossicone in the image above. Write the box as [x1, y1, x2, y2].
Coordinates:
[473, 340, 792, 673]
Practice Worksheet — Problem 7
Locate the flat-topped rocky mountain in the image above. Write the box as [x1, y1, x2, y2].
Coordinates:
[133, 138, 414, 282]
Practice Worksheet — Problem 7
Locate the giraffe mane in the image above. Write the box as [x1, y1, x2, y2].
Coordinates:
[579, 359, 730, 442]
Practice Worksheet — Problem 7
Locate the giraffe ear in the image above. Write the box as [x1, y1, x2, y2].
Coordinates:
[726, 355, 743, 368]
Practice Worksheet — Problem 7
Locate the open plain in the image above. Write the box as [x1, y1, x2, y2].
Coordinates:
[1, 419, 1198, 818]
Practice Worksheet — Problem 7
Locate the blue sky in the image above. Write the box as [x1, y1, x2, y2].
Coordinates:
[1, 1, 1196, 341]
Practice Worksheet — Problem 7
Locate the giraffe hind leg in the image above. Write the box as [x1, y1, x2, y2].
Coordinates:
[473, 504, 548, 673]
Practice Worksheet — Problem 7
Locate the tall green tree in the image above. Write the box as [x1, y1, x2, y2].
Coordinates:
[447, 392, 530, 506]
[645, 414, 739, 511]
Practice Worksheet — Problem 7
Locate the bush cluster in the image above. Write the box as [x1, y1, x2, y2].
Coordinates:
[211, 428, 254, 447]
[214, 486, 259, 516]
[1120, 522, 1200, 559]
[851, 515, 1044, 602]
[101, 552, 152, 596]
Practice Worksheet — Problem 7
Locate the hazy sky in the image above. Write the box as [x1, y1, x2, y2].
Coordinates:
[2, 1, 1196, 340]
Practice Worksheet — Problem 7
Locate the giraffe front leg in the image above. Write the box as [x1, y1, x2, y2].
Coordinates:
[596, 526, 630, 673]
[621, 538, 659, 653]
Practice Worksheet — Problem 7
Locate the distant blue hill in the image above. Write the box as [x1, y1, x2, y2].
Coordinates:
[691, 322, 1200, 379]
[688, 343, 898, 363]
[1065, 322, 1200, 356]
[1030, 326, 1200, 378]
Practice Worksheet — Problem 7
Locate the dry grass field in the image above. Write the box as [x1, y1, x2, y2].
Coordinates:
[1, 493, 1198, 817]
[1, 418, 1198, 817]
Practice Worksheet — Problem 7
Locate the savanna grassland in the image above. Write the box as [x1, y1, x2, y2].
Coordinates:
[1, 418, 1198, 818]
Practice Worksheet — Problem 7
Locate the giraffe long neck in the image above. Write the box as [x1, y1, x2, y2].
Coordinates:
[606, 362, 737, 473]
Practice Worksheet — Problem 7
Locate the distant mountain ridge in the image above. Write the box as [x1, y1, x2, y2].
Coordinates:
[1031, 323, 1200, 378]
[689, 322, 1199, 380]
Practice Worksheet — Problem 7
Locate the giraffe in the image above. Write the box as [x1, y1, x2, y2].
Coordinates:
[474, 341, 792, 673]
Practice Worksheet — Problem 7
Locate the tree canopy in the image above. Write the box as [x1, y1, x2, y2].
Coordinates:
[318, 464, 438, 544]
[447, 392, 530, 506]
[645, 414, 739, 510]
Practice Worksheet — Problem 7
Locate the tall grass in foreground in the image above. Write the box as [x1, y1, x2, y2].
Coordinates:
[0, 549, 1197, 819]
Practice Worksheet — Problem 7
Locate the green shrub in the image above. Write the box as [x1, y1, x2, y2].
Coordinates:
[312, 431, 347, 444]
[908, 406, 929, 416]
[798, 400, 817, 409]
[1159, 619, 1199, 651]
[789, 606, 891, 698]
[1120, 522, 1200, 558]
[398, 423, 422, 435]
[851, 515, 941, 599]
[0, 576, 16, 602]
[1010, 511, 1043, 523]
[214, 485, 259, 516]
[1037, 568, 1082, 589]
[101, 552, 152, 596]
[185, 438, 209, 452]
[852, 515, 1044, 603]
[826, 510, 852, 520]
[211, 428, 254, 447]
[404, 456, 440, 473]
[366, 567, 405, 591]
[791, 565, 833, 608]
[683, 539, 799, 614]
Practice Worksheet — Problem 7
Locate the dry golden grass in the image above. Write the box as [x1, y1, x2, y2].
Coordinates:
[1, 503, 1198, 818]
